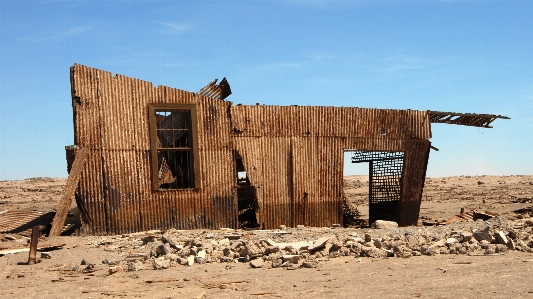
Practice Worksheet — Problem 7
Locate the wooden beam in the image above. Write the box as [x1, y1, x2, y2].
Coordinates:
[49, 147, 89, 236]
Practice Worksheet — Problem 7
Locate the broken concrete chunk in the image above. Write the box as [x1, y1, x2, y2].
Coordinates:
[506, 239, 515, 250]
[361, 246, 385, 258]
[142, 236, 157, 244]
[446, 238, 458, 246]
[218, 238, 230, 247]
[460, 232, 473, 243]
[282, 255, 300, 264]
[473, 230, 493, 243]
[309, 237, 329, 252]
[301, 259, 318, 268]
[152, 257, 170, 270]
[371, 220, 399, 229]
[249, 258, 264, 268]
[187, 255, 195, 266]
[494, 231, 509, 245]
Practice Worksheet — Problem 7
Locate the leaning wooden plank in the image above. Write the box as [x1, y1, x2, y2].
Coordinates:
[49, 147, 89, 236]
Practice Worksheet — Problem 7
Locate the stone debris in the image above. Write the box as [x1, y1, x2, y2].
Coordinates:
[59, 215, 533, 274]
[370, 220, 399, 229]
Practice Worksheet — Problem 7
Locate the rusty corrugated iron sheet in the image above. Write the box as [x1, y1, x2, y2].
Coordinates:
[197, 78, 232, 100]
[0, 210, 56, 236]
[71, 64, 236, 235]
[230, 106, 432, 228]
[231, 105, 432, 139]
[397, 139, 431, 226]
[429, 111, 510, 128]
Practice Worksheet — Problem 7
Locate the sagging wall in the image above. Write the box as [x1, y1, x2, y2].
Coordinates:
[71, 64, 236, 235]
[231, 105, 432, 229]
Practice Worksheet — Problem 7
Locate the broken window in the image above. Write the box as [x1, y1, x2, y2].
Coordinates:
[148, 104, 198, 190]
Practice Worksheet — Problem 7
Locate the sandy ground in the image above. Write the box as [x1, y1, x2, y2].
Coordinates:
[1, 175, 532, 299]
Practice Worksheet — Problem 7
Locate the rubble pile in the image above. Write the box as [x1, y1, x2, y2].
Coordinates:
[74, 216, 533, 273]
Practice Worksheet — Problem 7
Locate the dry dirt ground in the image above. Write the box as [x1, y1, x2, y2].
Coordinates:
[1, 175, 532, 299]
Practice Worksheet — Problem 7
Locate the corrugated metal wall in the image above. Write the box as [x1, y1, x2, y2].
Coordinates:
[231, 105, 431, 229]
[72, 64, 236, 234]
[71, 64, 433, 234]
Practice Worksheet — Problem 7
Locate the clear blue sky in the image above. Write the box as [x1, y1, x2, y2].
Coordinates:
[0, 0, 531, 180]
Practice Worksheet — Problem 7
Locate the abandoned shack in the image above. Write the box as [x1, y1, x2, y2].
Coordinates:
[60, 64, 508, 235]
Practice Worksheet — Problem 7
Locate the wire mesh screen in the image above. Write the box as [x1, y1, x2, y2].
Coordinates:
[351, 151, 405, 223]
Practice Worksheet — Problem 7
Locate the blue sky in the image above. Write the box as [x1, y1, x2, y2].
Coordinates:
[0, 0, 531, 180]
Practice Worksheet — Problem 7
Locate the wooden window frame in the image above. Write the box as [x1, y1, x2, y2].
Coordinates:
[148, 103, 200, 191]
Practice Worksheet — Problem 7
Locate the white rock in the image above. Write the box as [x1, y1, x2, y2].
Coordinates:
[370, 220, 399, 229]
[187, 255, 195, 266]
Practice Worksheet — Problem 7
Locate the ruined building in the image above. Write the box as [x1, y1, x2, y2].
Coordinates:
[55, 64, 508, 235]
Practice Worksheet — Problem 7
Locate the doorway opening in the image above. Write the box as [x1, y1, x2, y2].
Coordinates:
[344, 150, 405, 225]
[235, 151, 259, 229]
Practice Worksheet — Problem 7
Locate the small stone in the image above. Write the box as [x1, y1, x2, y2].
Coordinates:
[124, 260, 144, 272]
[40, 252, 51, 259]
[331, 224, 341, 228]
[279, 225, 287, 230]
[197, 250, 206, 259]
[271, 259, 283, 268]
[108, 266, 123, 274]
[81, 259, 87, 265]
[4, 235, 16, 240]
[249, 258, 264, 268]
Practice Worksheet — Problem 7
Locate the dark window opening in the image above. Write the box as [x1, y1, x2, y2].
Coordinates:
[235, 151, 259, 229]
[149, 105, 197, 190]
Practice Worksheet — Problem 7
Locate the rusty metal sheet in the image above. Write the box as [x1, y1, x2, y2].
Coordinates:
[429, 111, 509, 128]
[71, 64, 236, 234]
[397, 139, 431, 226]
[230, 105, 432, 139]
[197, 78, 232, 100]
[0, 210, 55, 236]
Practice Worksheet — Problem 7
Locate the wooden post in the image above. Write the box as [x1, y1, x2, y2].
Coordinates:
[49, 147, 89, 236]
[28, 226, 40, 264]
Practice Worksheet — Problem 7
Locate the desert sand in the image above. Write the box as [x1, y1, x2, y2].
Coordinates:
[1, 175, 532, 299]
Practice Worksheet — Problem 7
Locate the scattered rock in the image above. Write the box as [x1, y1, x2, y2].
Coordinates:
[249, 258, 264, 268]
[371, 220, 399, 229]
[108, 266, 123, 274]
